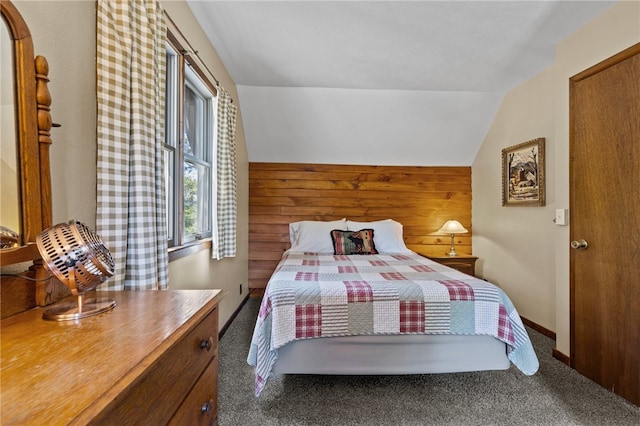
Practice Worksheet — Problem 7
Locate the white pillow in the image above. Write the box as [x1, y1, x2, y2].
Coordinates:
[346, 219, 410, 253]
[289, 219, 347, 253]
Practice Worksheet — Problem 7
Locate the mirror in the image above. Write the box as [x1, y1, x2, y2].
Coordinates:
[0, 0, 52, 255]
[1, 19, 20, 245]
[1, 0, 55, 316]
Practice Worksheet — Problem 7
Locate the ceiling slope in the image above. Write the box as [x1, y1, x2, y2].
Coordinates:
[186, 1, 616, 165]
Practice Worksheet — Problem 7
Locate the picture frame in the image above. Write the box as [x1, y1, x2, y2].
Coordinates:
[502, 138, 545, 207]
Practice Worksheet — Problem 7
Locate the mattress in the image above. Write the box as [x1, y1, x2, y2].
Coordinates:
[273, 333, 510, 375]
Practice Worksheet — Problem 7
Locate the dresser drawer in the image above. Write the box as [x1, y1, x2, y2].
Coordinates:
[442, 261, 475, 276]
[92, 307, 218, 425]
[422, 254, 478, 278]
[169, 357, 218, 426]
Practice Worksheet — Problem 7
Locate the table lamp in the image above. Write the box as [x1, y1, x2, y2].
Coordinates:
[438, 219, 468, 257]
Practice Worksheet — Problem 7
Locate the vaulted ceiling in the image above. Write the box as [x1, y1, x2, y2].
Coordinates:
[186, 1, 616, 164]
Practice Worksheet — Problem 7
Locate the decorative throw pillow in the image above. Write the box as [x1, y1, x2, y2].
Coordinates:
[331, 229, 378, 255]
[346, 219, 410, 253]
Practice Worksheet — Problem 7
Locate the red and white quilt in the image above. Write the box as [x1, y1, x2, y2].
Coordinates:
[248, 251, 539, 396]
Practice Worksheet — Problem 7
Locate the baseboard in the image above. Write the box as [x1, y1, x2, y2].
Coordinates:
[219, 294, 250, 339]
[552, 348, 571, 366]
[249, 288, 265, 298]
[520, 316, 556, 340]
[520, 316, 572, 366]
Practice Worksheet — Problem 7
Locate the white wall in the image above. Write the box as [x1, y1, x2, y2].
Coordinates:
[239, 86, 502, 166]
[472, 1, 639, 355]
[162, 0, 249, 327]
[472, 67, 556, 332]
[13, 0, 249, 330]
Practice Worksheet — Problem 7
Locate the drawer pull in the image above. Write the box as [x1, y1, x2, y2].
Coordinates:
[201, 399, 214, 414]
[199, 336, 214, 351]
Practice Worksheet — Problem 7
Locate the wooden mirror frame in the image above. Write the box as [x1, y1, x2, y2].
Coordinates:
[1, 0, 55, 318]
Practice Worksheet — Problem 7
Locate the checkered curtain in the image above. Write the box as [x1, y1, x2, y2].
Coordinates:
[212, 87, 238, 259]
[95, 0, 168, 290]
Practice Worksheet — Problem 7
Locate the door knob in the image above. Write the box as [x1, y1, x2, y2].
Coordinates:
[570, 239, 588, 250]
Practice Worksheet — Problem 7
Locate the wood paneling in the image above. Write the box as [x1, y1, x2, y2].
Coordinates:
[249, 162, 472, 289]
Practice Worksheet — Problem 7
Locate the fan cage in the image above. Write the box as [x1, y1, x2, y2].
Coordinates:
[36, 221, 115, 293]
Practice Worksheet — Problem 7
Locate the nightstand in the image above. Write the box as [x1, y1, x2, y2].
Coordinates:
[422, 254, 478, 277]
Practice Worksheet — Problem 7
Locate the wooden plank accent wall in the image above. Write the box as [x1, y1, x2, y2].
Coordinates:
[249, 162, 472, 289]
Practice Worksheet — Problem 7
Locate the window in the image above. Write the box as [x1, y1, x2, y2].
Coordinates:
[164, 33, 217, 247]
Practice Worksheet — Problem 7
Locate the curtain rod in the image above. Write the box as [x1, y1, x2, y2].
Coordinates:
[181, 48, 218, 86]
[164, 10, 232, 102]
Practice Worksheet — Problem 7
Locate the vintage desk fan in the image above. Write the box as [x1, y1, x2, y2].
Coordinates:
[36, 220, 116, 320]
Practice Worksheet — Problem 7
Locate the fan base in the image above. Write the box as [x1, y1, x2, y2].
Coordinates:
[42, 298, 116, 321]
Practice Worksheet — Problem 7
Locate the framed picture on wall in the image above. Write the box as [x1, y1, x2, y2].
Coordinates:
[502, 138, 545, 207]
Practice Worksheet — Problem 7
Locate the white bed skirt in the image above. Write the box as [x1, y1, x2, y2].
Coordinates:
[272, 334, 510, 375]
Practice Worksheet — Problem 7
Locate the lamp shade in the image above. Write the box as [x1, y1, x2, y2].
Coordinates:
[438, 220, 468, 234]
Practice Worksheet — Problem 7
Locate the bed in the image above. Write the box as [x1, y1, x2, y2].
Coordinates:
[248, 219, 539, 396]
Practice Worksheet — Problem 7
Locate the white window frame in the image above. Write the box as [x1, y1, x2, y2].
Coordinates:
[164, 32, 216, 248]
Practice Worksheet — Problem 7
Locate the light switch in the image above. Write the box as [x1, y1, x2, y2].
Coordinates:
[555, 209, 568, 226]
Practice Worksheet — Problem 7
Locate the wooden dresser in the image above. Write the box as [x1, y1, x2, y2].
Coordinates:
[1, 289, 222, 425]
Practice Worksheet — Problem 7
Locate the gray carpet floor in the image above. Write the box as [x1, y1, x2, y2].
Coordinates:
[218, 298, 640, 425]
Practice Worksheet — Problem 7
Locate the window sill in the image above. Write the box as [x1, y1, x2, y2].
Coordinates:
[168, 238, 212, 262]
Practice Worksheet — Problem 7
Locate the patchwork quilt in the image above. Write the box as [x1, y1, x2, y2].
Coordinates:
[248, 252, 539, 396]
